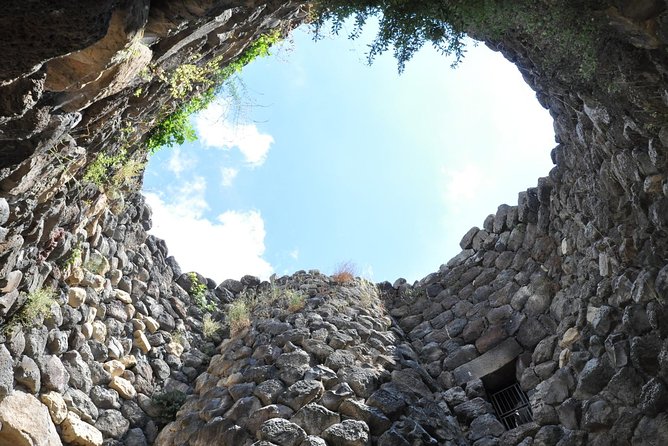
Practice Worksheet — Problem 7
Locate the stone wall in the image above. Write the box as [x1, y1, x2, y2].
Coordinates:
[1, 0, 668, 445]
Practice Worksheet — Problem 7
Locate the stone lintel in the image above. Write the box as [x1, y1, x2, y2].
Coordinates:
[453, 338, 523, 385]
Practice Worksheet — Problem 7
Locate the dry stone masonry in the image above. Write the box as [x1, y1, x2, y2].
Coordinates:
[1, 0, 668, 445]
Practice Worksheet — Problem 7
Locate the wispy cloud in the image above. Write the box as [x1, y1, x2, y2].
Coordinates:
[441, 164, 488, 210]
[144, 177, 273, 281]
[167, 146, 196, 177]
[289, 248, 300, 260]
[220, 167, 239, 187]
[195, 101, 274, 166]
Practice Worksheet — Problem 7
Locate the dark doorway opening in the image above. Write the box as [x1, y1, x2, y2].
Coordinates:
[481, 360, 533, 430]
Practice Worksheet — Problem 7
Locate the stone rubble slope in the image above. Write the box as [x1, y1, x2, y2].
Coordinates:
[155, 273, 468, 446]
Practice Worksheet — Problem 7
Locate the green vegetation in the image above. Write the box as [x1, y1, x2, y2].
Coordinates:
[188, 272, 216, 312]
[202, 313, 222, 338]
[145, 30, 282, 153]
[227, 299, 251, 335]
[152, 390, 187, 424]
[287, 289, 306, 312]
[83, 149, 145, 195]
[311, 0, 601, 80]
[61, 244, 82, 269]
[311, 0, 466, 73]
[3, 288, 58, 334]
[171, 330, 186, 347]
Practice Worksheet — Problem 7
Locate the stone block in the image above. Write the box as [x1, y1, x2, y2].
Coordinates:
[453, 338, 522, 385]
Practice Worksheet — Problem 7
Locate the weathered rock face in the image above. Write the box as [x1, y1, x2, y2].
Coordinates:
[1, 0, 668, 445]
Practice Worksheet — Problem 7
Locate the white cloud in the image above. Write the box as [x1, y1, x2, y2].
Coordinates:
[168, 176, 209, 218]
[441, 164, 488, 210]
[220, 167, 239, 187]
[289, 248, 299, 260]
[195, 102, 274, 166]
[167, 146, 196, 177]
[144, 182, 273, 281]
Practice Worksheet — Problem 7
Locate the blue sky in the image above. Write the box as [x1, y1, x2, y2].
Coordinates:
[142, 24, 555, 283]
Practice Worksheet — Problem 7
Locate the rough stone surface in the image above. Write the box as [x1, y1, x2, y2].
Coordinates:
[0, 391, 61, 445]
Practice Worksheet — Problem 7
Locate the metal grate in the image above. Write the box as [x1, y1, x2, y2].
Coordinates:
[489, 383, 533, 430]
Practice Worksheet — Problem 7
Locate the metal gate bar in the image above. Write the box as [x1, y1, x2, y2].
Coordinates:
[489, 383, 533, 430]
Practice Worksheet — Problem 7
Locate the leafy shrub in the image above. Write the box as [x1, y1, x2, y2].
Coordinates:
[187, 272, 216, 312]
[311, 0, 466, 73]
[152, 390, 187, 424]
[311, 0, 601, 80]
[145, 30, 282, 153]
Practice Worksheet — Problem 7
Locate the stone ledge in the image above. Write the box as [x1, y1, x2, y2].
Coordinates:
[453, 338, 523, 385]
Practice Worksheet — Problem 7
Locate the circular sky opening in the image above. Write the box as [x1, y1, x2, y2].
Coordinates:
[142, 23, 555, 283]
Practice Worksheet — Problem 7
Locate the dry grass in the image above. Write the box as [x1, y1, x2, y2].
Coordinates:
[286, 290, 306, 312]
[202, 314, 222, 338]
[332, 261, 357, 284]
[227, 299, 250, 335]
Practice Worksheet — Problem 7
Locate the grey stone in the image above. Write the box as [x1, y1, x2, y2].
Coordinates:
[574, 356, 614, 398]
[453, 338, 522, 385]
[278, 380, 324, 411]
[246, 404, 293, 433]
[191, 416, 250, 446]
[630, 335, 661, 375]
[323, 420, 370, 446]
[532, 335, 557, 364]
[47, 329, 69, 355]
[291, 403, 340, 436]
[254, 379, 285, 406]
[453, 397, 493, 421]
[124, 427, 148, 446]
[0, 345, 14, 396]
[639, 377, 668, 415]
[325, 349, 356, 372]
[321, 383, 354, 411]
[605, 366, 643, 406]
[95, 408, 130, 439]
[367, 388, 408, 419]
[582, 399, 614, 431]
[63, 388, 98, 423]
[121, 400, 149, 428]
[337, 367, 379, 398]
[632, 414, 668, 445]
[90, 385, 120, 409]
[258, 418, 306, 446]
[14, 355, 40, 393]
[468, 414, 505, 441]
[61, 350, 92, 392]
[24, 326, 48, 357]
[444, 345, 479, 370]
[460, 227, 479, 250]
[534, 425, 564, 445]
[557, 398, 581, 430]
[339, 398, 392, 435]
[35, 354, 70, 393]
[225, 396, 262, 423]
[301, 436, 327, 446]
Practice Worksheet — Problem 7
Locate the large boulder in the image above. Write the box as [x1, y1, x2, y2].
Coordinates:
[0, 390, 62, 445]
